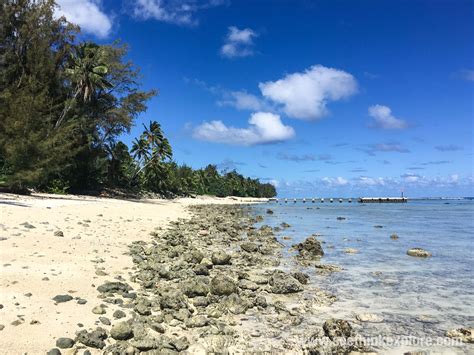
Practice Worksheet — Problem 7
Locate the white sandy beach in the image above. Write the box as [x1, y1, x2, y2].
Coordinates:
[0, 193, 266, 354]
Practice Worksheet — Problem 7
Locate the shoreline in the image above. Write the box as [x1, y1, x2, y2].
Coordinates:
[0, 194, 471, 353]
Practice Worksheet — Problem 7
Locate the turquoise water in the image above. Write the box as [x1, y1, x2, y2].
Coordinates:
[251, 199, 474, 349]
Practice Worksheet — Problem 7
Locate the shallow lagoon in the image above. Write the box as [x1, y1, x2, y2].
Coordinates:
[251, 199, 474, 353]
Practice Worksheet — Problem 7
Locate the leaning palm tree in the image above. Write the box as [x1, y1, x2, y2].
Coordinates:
[130, 121, 172, 182]
[55, 42, 112, 129]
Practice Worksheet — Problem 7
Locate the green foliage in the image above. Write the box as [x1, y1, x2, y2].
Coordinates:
[47, 179, 70, 194]
[0, 0, 277, 199]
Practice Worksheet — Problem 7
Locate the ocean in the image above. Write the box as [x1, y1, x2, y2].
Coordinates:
[251, 199, 474, 352]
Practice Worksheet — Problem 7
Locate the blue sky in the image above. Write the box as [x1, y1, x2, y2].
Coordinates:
[57, 0, 473, 197]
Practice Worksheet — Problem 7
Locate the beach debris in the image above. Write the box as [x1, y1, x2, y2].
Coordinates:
[344, 248, 358, 254]
[266, 209, 274, 214]
[281, 222, 291, 228]
[390, 233, 399, 240]
[407, 248, 432, 257]
[336, 216, 346, 220]
[374, 225, 384, 228]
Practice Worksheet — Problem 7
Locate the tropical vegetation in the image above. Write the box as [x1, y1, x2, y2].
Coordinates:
[0, 0, 276, 198]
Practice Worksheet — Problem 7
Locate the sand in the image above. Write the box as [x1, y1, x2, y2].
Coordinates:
[0, 193, 266, 354]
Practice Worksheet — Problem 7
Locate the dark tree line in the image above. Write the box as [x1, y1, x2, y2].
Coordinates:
[0, 0, 276, 198]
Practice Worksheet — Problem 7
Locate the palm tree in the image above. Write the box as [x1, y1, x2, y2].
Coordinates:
[55, 42, 112, 129]
[130, 121, 172, 182]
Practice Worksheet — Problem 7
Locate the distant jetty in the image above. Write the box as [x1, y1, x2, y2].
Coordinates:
[358, 197, 408, 203]
[270, 197, 407, 203]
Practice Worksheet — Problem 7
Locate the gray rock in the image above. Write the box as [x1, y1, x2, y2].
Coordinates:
[293, 271, 309, 284]
[192, 296, 209, 307]
[56, 337, 75, 349]
[315, 264, 343, 274]
[193, 264, 209, 276]
[54, 230, 64, 237]
[210, 275, 238, 296]
[241, 242, 259, 253]
[390, 233, 399, 240]
[323, 318, 352, 340]
[407, 248, 432, 257]
[269, 271, 303, 294]
[97, 281, 132, 294]
[92, 305, 106, 314]
[185, 315, 209, 328]
[99, 317, 111, 325]
[76, 327, 108, 349]
[110, 321, 134, 340]
[183, 249, 204, 264]
[182, 278, 210, 298]
[172, 336, 190, 351]
[211, 251, 231, 265]
[113, 310, 126, 319]
[52, 294, 73, 303]
[47, 349, 61, 355]
[20, 222, 35, 229]
[134, 298, 152, 315]
[160, 289, 187, 310]
[446, 328, 473, 343]
[266, 209, 274, 214]
[293, 237, 324, 259]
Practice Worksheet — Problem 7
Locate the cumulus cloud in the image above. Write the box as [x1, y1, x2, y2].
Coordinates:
[133, 0, 225, 26]
[259, 65, 358, 120]
[435, 144, 463, 152]
[192, 112, 295, 146]
[220, 26, 258, 58]
[55, 0, 112, 38]
[368, 104, 408, 130]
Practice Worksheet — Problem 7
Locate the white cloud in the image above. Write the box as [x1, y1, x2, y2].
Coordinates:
[220, 26, 258, 58]
[368, 104, 408, 130]
[55, 0, 112, 38]
[192, 112, 295, 146]
[321, 176, 349, 187]
[217, 90, 265, 111]
[133, 0, 225, 26]
[259, 65, 358, 120]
